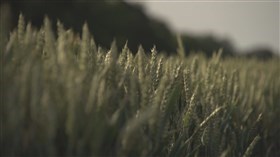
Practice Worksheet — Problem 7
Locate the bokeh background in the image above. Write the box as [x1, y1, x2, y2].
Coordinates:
[1, 0, 279, 59]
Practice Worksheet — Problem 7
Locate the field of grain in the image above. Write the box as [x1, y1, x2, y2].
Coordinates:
[1, 15, 280, 156]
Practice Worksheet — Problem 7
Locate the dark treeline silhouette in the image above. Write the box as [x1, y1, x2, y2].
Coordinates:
[1, 0, 277, 59]
[182, 34, 235, 57]
[1, 0, 177, 54]
[243, 48, 276, 60]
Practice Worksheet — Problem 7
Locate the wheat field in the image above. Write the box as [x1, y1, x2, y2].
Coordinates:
[1, 15, 280, 157]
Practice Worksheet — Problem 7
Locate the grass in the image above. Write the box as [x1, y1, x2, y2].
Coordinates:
[1, 15, 280, 156]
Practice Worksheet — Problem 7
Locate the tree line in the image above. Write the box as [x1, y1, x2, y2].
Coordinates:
[1, 0, 276, 59]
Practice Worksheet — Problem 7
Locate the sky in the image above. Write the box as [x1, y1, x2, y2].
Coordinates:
[128, 0, 280, 54]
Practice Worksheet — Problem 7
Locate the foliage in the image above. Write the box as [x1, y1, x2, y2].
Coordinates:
[2, 0, 277, 57]
[1, 0, 177, 53]
[1, 15, 280, 157]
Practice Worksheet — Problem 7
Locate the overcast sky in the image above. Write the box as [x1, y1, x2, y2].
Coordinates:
[128, 0, 279, 54]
